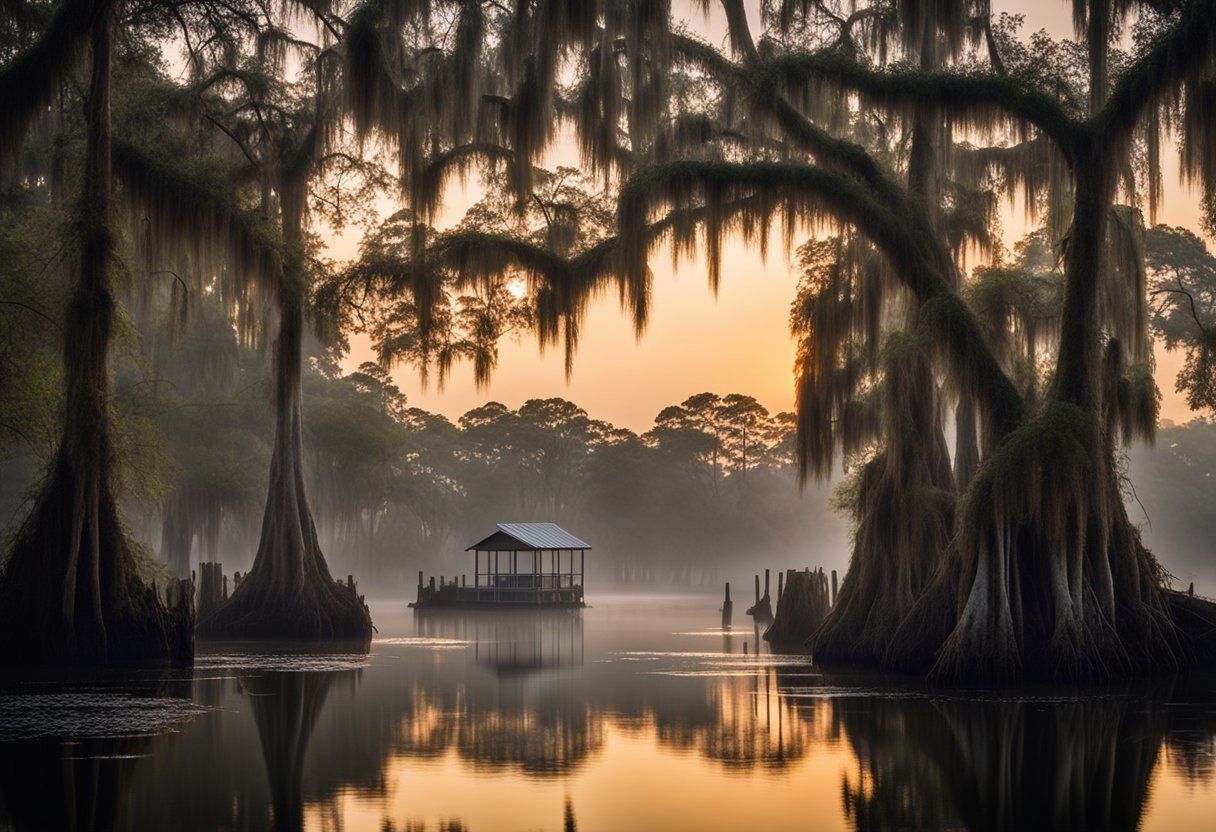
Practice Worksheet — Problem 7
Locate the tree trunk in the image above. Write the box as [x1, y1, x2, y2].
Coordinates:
[924, 151, 1179, 679]
[813, 340, 956, 666]
[197, 192, 371, 643]
[0, 12, 193, 665]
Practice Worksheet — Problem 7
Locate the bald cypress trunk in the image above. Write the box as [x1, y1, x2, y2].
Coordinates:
[0, 13, 192, 665]
[925, 149, 1179, 681]
[198, 192, 372, 643]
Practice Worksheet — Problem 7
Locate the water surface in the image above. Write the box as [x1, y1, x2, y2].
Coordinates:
[1, 595, 1214, 831]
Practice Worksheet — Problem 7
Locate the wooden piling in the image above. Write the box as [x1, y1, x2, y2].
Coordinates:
[747, 571, 773, 620]
[722, 582, 733, 628]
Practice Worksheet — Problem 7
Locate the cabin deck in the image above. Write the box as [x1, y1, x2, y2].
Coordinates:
[410, 575, 584, 608]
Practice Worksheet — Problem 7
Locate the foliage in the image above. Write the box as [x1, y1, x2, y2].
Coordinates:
[1145, 225, 1216, 414]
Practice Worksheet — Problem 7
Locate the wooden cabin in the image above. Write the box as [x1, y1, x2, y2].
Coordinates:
[410, 523, 591, 608]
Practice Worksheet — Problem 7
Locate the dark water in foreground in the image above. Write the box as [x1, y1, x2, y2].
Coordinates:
[1, 595, 1215, 831]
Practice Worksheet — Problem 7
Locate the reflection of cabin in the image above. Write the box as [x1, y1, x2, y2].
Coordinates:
[414, 610, 585, 675]
[410, 523, 590, 608]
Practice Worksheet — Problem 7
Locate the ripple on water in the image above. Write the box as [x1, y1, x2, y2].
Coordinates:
[193, 653, 370, 672]
[0, 693, 211, 742]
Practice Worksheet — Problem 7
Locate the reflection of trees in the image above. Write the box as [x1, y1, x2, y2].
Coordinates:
[393, 675, 603, 775]
[0, 736, 146, 831]
[400, 611, 597, 773]
[832, 686, 1198, 832]
[652, 667, 829, 770]
[124, 664, 367, 831]
[244, 672, 336, 832]
[405, 612, 834, 773]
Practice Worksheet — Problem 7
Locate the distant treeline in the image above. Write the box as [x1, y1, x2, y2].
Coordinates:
[0, 294, 849, 589]
[3, 286, 1213, 592]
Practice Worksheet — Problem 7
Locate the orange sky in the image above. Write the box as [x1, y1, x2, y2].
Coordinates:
[340, 1, 1211, 432]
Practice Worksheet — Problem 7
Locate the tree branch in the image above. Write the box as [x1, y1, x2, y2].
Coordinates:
[1099, 0, 1216, 140]
[758, 50, 1083, 160]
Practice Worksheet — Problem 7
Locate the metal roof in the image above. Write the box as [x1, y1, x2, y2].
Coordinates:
[466, 522, 592, 551]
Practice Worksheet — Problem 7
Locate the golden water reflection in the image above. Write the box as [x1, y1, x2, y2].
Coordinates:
[1, 598, 1214, 831]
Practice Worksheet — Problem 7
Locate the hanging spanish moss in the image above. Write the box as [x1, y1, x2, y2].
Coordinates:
[812, 335, 957, 666]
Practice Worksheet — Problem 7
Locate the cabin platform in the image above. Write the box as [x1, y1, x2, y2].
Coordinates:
[409, 577, 585, 609]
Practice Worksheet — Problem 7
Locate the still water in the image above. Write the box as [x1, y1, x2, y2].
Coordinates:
[2, 595, 1215, 831]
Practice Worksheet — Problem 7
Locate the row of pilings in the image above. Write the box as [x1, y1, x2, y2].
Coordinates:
[162, 562, 363, 624]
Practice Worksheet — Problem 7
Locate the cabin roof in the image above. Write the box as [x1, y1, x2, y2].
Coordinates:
[466, 523, 592, 552]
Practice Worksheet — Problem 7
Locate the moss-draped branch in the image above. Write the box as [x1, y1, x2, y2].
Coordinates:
[1099, 0, 1216, 139]
[757, 50, 1084, 160]
[618, 159, 1024, 437]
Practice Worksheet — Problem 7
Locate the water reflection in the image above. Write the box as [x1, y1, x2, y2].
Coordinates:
[414, 610, 585, 676]
[0, 599, 1214, 831]
[0, 734, 148, 831]
[834, 690, 1166, 832]
[246, 672, 339, 832]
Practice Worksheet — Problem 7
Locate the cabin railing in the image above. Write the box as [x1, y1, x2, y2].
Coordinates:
[472, 574, 577, 589]
[411, 572, 584, 606]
